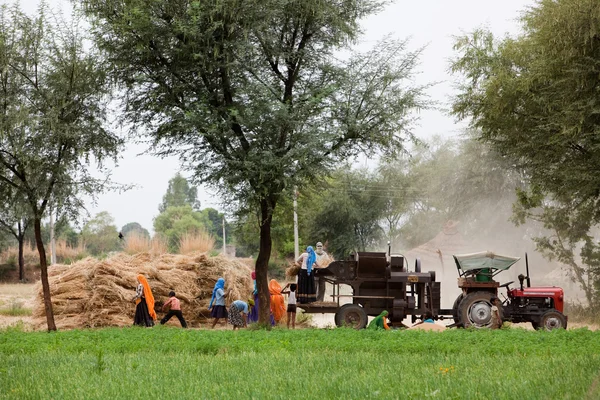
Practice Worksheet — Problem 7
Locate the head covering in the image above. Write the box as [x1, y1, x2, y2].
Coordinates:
[209, 278, 225, 309]
[268, 279, 282, 295]
[368, 310, 390, 330]
[306, 246, 316, 275]
[268, 279, 286, 322]
[137, 274, 156, 320]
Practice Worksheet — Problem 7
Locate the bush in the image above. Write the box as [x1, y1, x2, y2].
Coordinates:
[564, 302, 600, 325]
[0, 299, 32, 317]
[268, 259, 287, 280]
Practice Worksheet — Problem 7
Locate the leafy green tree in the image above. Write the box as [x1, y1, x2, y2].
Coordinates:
[0, 185, 30, 280]
[198, 207, 229, 249]
[451, 0, 600, 305]
[304, 168, 386, 259]
[121, 222, 150, 240]
[0, 5, 121, 330]
[82, 0, 426, 326]
[159, 173, 201, 213]
[231, 213, 260, 258]
[153, 205, 206, 252]
[81, 212, 120, 256]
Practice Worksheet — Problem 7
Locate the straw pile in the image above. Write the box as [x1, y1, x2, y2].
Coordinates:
[32, 252, 253, 329]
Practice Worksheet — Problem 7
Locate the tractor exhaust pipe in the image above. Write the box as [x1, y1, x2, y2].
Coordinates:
[525, 253, 531, 288]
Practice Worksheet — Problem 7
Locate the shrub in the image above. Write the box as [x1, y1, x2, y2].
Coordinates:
[0, 299, 32, 317]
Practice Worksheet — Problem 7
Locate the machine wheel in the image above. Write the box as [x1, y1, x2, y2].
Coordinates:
[429, 271, 436, 282]
[334, 304, 368, 329]
[457, 291, 500, 329]
[538, 309, 567, 331]
[452, 294, 464, 324]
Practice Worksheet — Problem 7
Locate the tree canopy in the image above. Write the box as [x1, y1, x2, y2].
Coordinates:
[81, 212, 121, 256]
[121, 222, 150, 240]
[82, 0, 426, 326]
[159, 173, 201, 213]
[451, 0, 600, 305]
[0, 4, 121, 329]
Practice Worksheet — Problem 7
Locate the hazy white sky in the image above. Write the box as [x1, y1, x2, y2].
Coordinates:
[21, 0, 534, 233]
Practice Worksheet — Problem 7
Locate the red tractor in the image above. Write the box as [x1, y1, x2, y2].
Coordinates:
[452, 252, 567, 330]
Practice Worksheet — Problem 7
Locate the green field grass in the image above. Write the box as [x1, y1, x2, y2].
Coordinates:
[0, 326, 599, 399]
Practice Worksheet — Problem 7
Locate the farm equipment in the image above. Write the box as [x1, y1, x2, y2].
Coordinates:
[298, 250, 567, 330]
[452, 252, 567, 330]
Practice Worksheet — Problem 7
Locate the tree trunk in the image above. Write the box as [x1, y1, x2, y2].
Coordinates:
[18, 221, 24, 281]
[34, 217, 56, 331]
[255, 197, 274, 328]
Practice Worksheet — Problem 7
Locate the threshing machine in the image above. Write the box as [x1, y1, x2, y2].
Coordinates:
[298, 251, 567, 330]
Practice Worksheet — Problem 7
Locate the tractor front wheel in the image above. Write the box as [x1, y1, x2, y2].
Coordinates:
[457, 291, 501, 329]
[335, 304, 368, 329]
[537, 309, 567, 331]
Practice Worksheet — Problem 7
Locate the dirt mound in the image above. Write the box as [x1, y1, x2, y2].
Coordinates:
[32, 252, 252, 329]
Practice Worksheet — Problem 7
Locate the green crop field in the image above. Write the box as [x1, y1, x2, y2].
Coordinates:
[0, 326, 599, 399]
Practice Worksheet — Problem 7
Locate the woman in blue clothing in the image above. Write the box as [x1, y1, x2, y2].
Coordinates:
[228, 299, 253, 330]
[209, 278, 228, 328]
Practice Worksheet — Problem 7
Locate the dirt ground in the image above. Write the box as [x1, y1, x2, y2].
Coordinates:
[0, 283, 36, 330]
[1, 282, 597, 331]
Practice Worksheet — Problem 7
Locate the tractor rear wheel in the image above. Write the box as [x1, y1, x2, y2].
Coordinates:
[452, 294, 464, 324]
[538, 309, 567, 331]
[335, 304, 368, 329]
[457, 291, 500, 328]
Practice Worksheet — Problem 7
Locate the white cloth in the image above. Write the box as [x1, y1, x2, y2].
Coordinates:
[296, 252, 309, 270]
[288, 291, 296, 305]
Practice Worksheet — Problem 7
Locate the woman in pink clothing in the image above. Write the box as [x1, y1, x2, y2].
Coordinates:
[160, 291, 188, 328]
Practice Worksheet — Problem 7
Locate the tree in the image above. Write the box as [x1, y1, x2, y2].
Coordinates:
[81, 212, 121, 256]
[153, 205, 206, 252]
[82, 0, 426, 326]
[0, 5, 121, 330]
[121, 222, 150, 240]
[198, 207, 229, 249]
[159, 173, 201, 213]
[451, 0, 600, 305]
[305, 168, 386, 259]
[0, 185, 30, 280]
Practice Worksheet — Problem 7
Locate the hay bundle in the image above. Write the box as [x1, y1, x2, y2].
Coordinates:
[286, 263, 301, 278]
[33, 252, 252, 329]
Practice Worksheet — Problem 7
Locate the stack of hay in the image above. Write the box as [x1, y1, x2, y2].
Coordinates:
[33, 252, 252, 329]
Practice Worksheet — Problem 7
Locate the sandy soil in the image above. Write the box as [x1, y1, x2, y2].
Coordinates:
[0, 283, 36, 330]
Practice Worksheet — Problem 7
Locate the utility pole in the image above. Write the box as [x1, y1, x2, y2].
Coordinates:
[222, 217, 226, 256]
[293, 186, 299, 259]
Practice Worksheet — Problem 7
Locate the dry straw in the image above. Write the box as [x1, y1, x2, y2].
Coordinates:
[32, 251, 252, 329]
[124, 233, 169, 256]
[178, 231, 215, 254]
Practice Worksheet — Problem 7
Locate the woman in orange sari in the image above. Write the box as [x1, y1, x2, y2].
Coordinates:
[131, 274, 156, 327]
[269, 279, 286, 324]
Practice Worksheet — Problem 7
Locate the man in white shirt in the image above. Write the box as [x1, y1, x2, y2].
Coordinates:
[315, 242, 331, 301]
